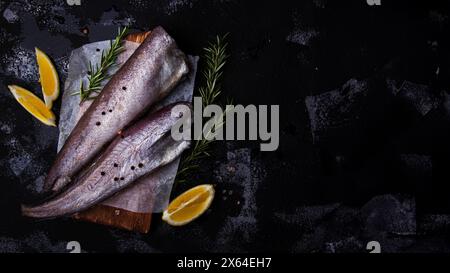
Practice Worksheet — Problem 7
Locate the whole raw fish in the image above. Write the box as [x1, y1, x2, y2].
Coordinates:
[44, 26, 189, 193]
[23, 103, 191, 218]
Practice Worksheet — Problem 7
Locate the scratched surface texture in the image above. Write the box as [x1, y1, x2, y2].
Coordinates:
[1, 0, 450, 252]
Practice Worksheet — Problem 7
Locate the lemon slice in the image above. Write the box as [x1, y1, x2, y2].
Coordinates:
[162, 184, 215, 226]
[8, 85, 56, 127]
[35, 47, 59, 108]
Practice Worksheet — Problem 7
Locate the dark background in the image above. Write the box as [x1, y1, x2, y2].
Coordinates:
[1, 0, 450, 252]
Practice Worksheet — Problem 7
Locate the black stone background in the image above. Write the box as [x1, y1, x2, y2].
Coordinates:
[0, 0, 450, 252]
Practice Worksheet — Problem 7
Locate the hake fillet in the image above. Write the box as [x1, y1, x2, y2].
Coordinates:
[23, 103, 191, 218]
[44, 26, 189, 193]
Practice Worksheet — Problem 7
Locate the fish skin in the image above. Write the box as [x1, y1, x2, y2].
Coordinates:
[22, 103, 191, 218]
[44, 26, 189, 193]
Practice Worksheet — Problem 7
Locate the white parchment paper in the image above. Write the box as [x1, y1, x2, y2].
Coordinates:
[58, 39, 198, 213]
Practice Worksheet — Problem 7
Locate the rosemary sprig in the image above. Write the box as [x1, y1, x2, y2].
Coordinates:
[176, 34, 229, 183]
[198, 34, 229, 107]
[72, 27, 129, 101]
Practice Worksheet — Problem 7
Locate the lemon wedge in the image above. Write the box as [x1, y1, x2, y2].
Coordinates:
[35, 47, 59, 108]
[162, 184, 215, 226]
[8, 85, 56, 127]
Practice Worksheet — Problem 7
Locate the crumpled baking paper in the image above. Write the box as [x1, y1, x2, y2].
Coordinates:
[58, 39, 198, 213]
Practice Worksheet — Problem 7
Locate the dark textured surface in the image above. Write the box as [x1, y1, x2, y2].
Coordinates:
[1, 0, 450, 252]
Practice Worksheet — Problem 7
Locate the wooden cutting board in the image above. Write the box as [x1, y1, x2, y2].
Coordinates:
[73, 31, 155, 233]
